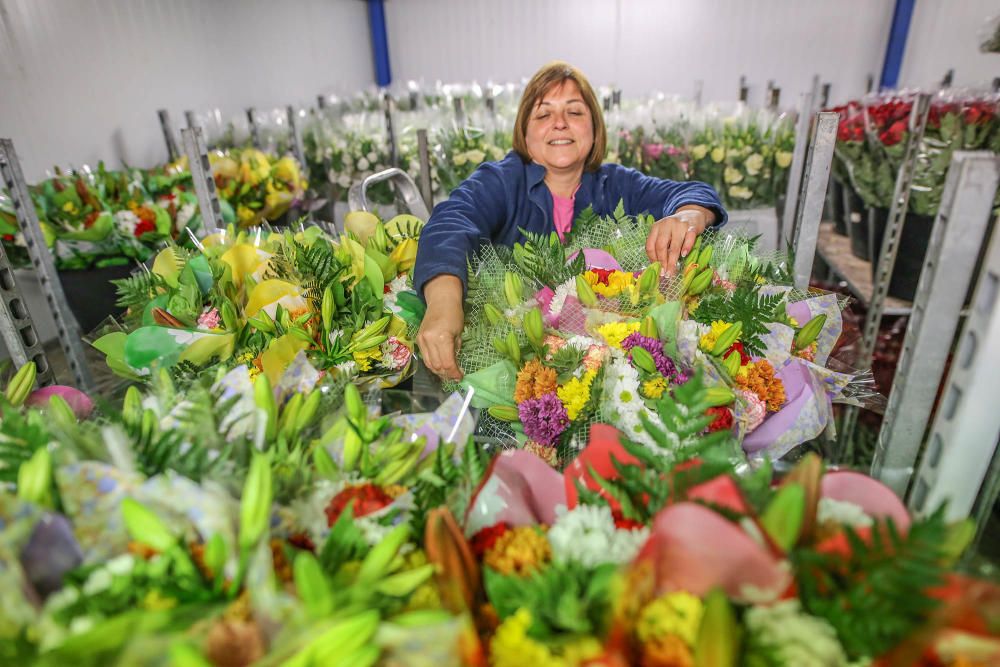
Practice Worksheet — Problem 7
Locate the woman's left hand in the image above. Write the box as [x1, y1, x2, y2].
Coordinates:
[645, 205, 715, 275]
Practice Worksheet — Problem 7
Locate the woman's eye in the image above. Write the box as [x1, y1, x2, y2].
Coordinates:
[535, 114, 549, 120]
[569, 111, 583, 116]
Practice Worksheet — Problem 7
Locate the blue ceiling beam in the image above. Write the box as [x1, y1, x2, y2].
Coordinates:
[879, 0, 917, 90]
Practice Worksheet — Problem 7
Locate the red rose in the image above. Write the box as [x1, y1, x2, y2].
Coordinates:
[469, 522, 511, 558]
[705, 406, 734, 432]
[324, 483, 395, 527]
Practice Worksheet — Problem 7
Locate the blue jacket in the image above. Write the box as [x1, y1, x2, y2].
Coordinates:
[413, 151, 727, 297]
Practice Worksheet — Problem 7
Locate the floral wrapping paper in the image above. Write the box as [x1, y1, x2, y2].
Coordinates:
[55, 462, 238, 566]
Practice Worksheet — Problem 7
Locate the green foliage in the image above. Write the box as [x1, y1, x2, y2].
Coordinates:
[319, 506, 370, 574]
[793, 507, 949, 660]
[0, 397, 50, 484]
[513, 227, 584, 287]
[409, 438, 492, 537]
[113, 271, 165, 322]
[692, 284, 785, 357]
[483, 560, 616, 639]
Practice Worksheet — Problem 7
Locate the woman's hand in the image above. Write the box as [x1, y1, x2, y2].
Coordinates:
[645, 205, 715, 275]
[417, 274, 466, 381]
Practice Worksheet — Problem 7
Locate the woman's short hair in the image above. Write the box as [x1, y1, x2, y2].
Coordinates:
[512, 61, 607, 171]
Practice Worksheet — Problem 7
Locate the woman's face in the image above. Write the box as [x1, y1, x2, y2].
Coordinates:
[525, 80, 594, 174]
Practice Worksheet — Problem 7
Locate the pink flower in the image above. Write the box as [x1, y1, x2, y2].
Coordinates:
[736, 388, 766, 433]
[197, 307, 221, 330]
[543, 335, 566, 359]
[713, 276, 737, 292]
[382, 336, 412, 371]
[643, 143, 665, 161]
[583, 345, 608, 372]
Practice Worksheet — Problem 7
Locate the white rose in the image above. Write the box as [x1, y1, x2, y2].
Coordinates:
[466, 149, 486, 164]
[367, 151, 377, 163]
[453, 153, 468, 166]
[357, 157, 369, 171]
[337, 174, 352, 188]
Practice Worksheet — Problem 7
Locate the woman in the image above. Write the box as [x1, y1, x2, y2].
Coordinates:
[415, 61, 727, 381]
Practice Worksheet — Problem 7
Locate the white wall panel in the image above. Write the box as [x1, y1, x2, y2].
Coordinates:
[899, 0, 1000, 90]
[0, 0, 371, 181]
[385, 0, 894, 107]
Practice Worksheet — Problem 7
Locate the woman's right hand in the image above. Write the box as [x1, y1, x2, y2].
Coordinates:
[417, 275, 465, 381]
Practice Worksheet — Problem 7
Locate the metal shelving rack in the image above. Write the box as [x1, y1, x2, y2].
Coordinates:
[0, 139, 94, 391]
[839, 94, 932, 456]
[872, 151, 1000, 497]
[181, 127, 224, 236]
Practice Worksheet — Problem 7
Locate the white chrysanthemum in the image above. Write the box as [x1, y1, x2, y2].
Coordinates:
[177, 202, 196, 229]
[548, 278, 578, 319]
[744, 599, 848, 666]
[816, 497, 873, 530]
[113, 210, 140, 236]
[548, 504, 649, 569]
[565, 334, 598, 351]
[607, 356, 641, 405]
[384, 274, 412, 314]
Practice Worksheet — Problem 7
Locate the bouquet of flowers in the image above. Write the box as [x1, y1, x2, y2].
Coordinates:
[432, 124, 511, 194]
[0, 361, 483, 666]
[434, 371, 996, 667]
[93, 213, 421, 390]
[452, 204, 861, 465]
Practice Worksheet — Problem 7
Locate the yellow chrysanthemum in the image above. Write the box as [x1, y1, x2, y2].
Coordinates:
[352, 345, 382, 372]
[557, 370, 597, 421]
[597, 321, 641, 350]
[637, 591, 704, 647]
[489, 609, 601, 667]
[642, 377, 667, 399]
[736, 361, 754, 382]
[490, 609, 563, 667]
[698, 320, 733, 353]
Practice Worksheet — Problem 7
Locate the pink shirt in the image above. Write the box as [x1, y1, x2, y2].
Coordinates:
[552, 186, 579, 242]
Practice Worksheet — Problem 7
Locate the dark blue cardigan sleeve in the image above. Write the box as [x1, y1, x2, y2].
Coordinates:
[610, 165, 728, 228]
[413, 162, 508, 298]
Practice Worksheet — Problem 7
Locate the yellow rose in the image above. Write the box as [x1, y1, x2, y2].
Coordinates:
[452, 153, 468, 166]
[775, 151, 793, 169]
[710, 147, 725, 163]
[723, 167, 744, 184]
[690, 144, 708, 160]
[466, 149, 486, 164]
[728, 185, 754, 200]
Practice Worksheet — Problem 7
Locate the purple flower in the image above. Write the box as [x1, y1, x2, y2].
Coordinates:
[621, 332, 686, 383]
[518, 392, 569, 447]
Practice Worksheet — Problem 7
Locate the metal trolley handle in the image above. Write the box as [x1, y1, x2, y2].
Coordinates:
[347, 168, 430, 221]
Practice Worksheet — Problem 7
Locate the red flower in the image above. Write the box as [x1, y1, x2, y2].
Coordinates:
[705, 407, 733, 432]
[879, 119, 908, 146]
[589, 268, 615, 285]
[324, 483, 394, 527]
[469, 522, 511, 559]
[133, 218, 156, 237]
[610, 508, 646, 531]
[2, 234, 13, 241]
[83, 211, 101, 229]
[287, 532, 316, 552]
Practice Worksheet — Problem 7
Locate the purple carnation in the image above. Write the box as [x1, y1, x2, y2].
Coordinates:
[621, 332, 686, 383]
[518, 392, 569, 447]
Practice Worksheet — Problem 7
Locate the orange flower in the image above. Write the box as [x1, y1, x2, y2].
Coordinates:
[640, 635, 694, 667]
[514, 358, 558, 403]
[484, 526, 551, 576]
[735, 359, 785, 412]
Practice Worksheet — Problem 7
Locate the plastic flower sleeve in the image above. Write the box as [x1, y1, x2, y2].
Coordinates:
[463, 450, 566, 537]
[389, 391, 477, 461]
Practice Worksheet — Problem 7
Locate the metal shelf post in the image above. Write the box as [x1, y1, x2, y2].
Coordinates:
[157, 109, 180, 162]
[382, 91, 398, 167]
[245, 107, 262, 149]
[416, 129, 433, 212]
[181, 127, 224, 235]
[0, 238, 55, 387]
[791, 111, 838, 290]
[908, 208, 1000, 531]
[872, 152, 1000, 496]
[780, 84, 817, 243]
[0, 139, 93, 390]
